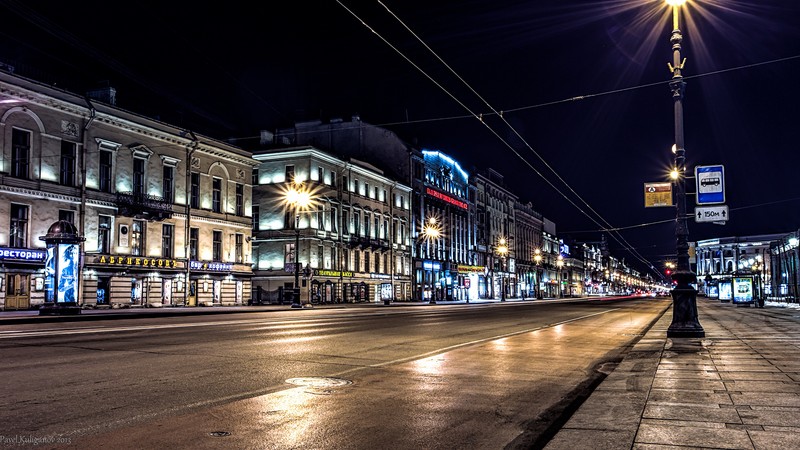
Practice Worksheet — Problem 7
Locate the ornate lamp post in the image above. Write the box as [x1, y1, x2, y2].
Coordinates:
[665, 0, 704, 337]
[285, 182, 312, 309]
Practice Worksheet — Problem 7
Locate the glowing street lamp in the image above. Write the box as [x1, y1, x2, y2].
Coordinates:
[664, 0, 704, 337]
[284, 182, 313, 308]
[556, 255, 565, 298]
[421, 217, 441, 304]
[533, 248, 543, 299]
[496, 238, 509, 301]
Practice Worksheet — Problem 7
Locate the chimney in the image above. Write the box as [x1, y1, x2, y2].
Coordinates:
[87, 86, 117, 105]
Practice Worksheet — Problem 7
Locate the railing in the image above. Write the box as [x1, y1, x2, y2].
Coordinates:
[116, 191, 173, 220]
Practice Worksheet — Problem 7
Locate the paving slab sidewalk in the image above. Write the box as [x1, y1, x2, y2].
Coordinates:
[546, 299, 800, 450]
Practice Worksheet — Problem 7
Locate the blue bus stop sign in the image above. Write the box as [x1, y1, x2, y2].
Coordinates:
[695, 165, 725, 205]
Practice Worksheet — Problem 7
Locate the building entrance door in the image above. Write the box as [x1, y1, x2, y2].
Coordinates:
[5, 274, 30, 310]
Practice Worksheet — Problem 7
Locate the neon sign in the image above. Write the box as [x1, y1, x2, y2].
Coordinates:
[191, 261, 233, 271]
[425, 187, 468, 210]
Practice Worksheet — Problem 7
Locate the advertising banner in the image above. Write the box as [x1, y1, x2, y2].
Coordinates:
[733, 277, 753, 303]
[57, 244, 79, 303]
[718, 280, 732, 301]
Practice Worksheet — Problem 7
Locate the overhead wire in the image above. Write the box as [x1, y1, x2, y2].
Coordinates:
[369, 0, 662, 278]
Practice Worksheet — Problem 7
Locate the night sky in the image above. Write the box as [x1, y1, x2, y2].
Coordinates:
[2, 0, 799, 278]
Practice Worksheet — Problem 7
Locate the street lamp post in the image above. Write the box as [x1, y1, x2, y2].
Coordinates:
[665, 0, 704, 337]
[534, 249, 543, 299]
[497, 238, 509, 301]
[421, 217, 441, 304]
[285, 182, 312, 309]
[556, 255, 564, 298]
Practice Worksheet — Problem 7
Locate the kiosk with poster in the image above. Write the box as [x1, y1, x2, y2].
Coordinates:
[718, 280, 732, 303]
[39, 220, 84, 315]
[732, 277, 754, 305]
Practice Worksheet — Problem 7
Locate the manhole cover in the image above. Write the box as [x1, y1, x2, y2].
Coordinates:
[209, 431, 231, 437]
[286, 377, 352, 388]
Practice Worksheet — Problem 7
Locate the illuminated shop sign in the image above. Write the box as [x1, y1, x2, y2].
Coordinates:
[457, 265, 485, 274]
[0, 247, 46, 261]
[370, 273, 391, 279]
[423, 260, 441, 271]
[191, 261, 232, 271]
[425, 187, 468, 210]
[314, 269, 354, 278]
[97, 255, 178, 268]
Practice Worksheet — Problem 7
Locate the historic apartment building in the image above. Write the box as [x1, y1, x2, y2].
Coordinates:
[251, 146, 413, 304]
[0, 70, 255, 310]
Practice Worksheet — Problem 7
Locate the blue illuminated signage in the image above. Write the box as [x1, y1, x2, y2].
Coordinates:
[191, 261, 233, 271]
[0, 247, 46, 261]
[423, 260, 441, 271]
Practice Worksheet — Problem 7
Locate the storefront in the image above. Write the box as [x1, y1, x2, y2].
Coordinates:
[0, 247, 47, 310]
[82, 255, 251, 307]
[310, 268, 412, 303]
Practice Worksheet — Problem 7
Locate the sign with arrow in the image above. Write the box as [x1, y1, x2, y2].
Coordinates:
[695, 205, 729, 223]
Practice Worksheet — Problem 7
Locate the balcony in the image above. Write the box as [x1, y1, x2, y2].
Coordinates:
[116, 191, 173, 221]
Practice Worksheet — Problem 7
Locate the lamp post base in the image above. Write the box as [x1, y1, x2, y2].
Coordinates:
[667, 271, 705, 338]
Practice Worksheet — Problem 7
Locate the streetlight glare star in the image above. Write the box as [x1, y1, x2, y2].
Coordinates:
[666, 0, 687, 6]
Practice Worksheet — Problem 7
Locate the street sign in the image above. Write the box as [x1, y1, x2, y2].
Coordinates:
[695, 205, 729, 223]
[644, 182, 672, 207]
[695, 165, 725, 205]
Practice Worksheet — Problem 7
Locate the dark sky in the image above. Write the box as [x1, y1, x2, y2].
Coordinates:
[2, 0, 800, 278]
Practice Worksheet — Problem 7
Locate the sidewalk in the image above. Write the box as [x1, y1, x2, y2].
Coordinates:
[545, 298, 800, 450]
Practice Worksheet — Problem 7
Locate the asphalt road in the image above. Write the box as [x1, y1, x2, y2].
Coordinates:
[0, 297, 670, 449]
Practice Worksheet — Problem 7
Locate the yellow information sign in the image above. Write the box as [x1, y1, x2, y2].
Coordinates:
[644, 182, 673, 207]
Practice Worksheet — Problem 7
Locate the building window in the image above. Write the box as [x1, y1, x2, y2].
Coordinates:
[383, 219, 389, 240]
[11, 129, 30, 179]
[364, 252, 371, 273]
[133, 158, 145, 196]
[252, 205, 260, 231]
[190, 173, 200, 208]
[59, 210, 75, 224]
[285, 242, 296, 265]
[374, 217, 380, 239]
[212, 178, 222, 213]
[354, 250, 360, 272]
[365, 182, 370, 198]
[9, 204, 28, 248]
[99, 150, 113, 193]
[60, 141, 76, 186]
[252, 168, 259, 185]
[235, 183, 243, 216]
[317, 166, 324, 183]
[162, 224, 174, 258]
[330, 171, 337, 187]
[285, 165, 295, 183]
[212, 230, 222, 261]
[235, 233, 243, 263]
[163, 166, 174, 203]
[342, 210, 349, 235]
[343, 248, 350, 271]
[98, 215, 112, 254]
[131, 220, 145, 256]
[189, 228, 199, 260]
[354, 212, 361, 236]
[332, 246, 338, 270]
[364, 214, 371, 238]
[331, 208, 337, 233]
[354, 179, 360, 195]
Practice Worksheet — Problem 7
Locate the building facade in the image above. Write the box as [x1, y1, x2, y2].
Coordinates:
[251, 146, 413, 304]
[0, 71, 255, 310]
